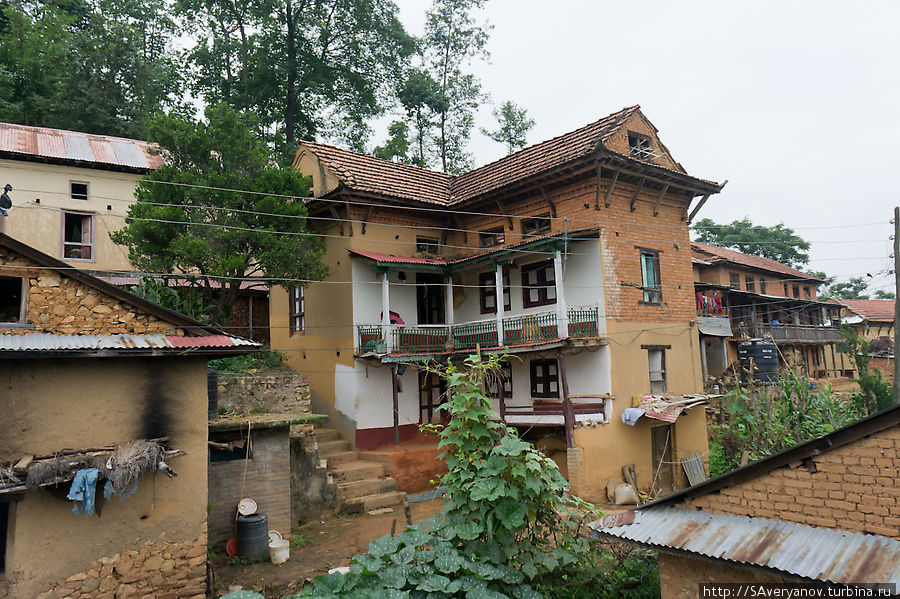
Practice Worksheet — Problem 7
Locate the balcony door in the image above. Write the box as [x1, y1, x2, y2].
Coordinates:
[416, 273, 445, 325]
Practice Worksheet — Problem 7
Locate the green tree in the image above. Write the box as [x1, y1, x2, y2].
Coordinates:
[110, 103, 327, 321]
[397, 68, 446, 168]
[372, 120, 411, 163]
[421, 0, 491, 173]
[692, 217, 811, 268]
[874, 289, 895, 300]
[824, 277, 870, 299]
[481, 100, 535, 153]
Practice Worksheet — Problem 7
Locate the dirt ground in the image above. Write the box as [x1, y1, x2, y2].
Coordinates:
[211, 498, 444, 598]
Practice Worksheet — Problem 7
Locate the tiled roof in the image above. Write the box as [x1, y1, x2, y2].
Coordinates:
[301, 105, 708, 207]
[691, 242, 822, 282]
[300, 141, 453, 205]
[349, 249, 449, 266]
[838, 299, 896, 323]
[0, 122, 163, 171]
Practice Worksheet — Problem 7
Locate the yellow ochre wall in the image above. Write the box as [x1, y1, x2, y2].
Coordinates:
[0, 159, 140, 272]
[0, 356, 208, 599]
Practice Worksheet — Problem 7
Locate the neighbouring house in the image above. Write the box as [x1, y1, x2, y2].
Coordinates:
[270, 104, 726, 502]
[0, 233, 259, 599]
[591, 404, 900, 597]
[836, 298, 896, 382]
[692, 242, 851, 381]
[0, 122, 270, 343]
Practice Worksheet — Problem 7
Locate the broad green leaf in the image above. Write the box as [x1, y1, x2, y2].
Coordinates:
[368, 535, 401, 558]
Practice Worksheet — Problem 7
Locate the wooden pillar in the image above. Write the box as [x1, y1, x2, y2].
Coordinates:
[557, 349, 575, 449]
[497, 370, 507, 422]
[554, 250, 569, 338]
[445, 275, 454, 326]
[392, 366, 400, 447]
[381, 271, 391, 353]
[495, 264, 505, 346]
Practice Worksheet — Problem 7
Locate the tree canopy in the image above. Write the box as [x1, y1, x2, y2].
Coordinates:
[692, 217, 811, 268]
[110, 103, 327, 321]
[822, 277, 870, 300]
[481, 100, 535, 153]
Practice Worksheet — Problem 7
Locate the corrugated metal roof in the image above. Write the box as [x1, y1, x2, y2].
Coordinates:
[0, 122, 163, 171]
[591, 506, 900, 586]
[0, 333, 259, 352]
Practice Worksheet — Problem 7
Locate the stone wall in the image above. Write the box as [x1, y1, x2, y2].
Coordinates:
[0, 248, 180, 336]
[217, 371, 311, 416]
[36, 524, 207, 599]
[290, 429, 338, 524]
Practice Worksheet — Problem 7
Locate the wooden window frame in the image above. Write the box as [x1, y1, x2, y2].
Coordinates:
[479, 227, 505, 248]
[61, 210, 95, 261]
[793, 285, 800, 298]
[627, 131, 654, 160]
[415, 236, 439, 253]
[487, 361, 512, 399]
[521, 259, 557, 308]
[289, 286, 305, 336]
[70, 181, 88, 201]
[530, 358, 559, 399]
[0, 276, 26, 326]
[640, 250, 662, 304]
[729, 273, 741, 289]
[522, 214, 551, 237]
[745, 276, 755, 293]
[759, 279, 767, 295]
[479, 270, 511, 314]
[648, 348, 667, 394]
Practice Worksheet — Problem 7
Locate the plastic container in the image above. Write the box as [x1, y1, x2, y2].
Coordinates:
[269, 539, 290, 564]
[236, 513, 269, 560]
[738, 339, 778, 383]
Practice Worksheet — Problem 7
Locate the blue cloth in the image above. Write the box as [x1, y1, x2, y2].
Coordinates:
[103, 478, 138, 501]
[621, 407, 646, 426]
[67, 468, 99, 516]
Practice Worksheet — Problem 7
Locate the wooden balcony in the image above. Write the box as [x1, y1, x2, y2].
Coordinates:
[743, 322, 843, 344]
[357, 307, 602, 356]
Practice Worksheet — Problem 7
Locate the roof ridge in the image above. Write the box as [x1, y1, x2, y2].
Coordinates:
[301, 139, 455, 181]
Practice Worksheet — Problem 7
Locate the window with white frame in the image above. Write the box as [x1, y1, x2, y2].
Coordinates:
[289, 287, 305, 335]
[70, 181, 88, 201]
[647, 348, 667, 394]
[640, 250, 661, 304]
[62, 211, 94, 260]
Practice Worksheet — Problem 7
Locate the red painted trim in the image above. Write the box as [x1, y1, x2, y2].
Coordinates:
[355, 424, 419, 451]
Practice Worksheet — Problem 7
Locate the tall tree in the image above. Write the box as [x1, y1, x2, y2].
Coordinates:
[692, 217, 811, 268]
[110, 103, 327, 321]
[874, 289, 896, 300]
[823, 277, 870, 300]
[397, 68, 445, 168]
[481, 100, 534, 153]
[421, 0, 491, 173]
[373, 120, 411, 163]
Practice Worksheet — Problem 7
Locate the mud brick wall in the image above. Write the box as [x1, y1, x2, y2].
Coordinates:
[657, 553, 792, 599]
[290, 429, 338, 524]
[36, 525, 207, 599]
[683, 425, 900, 538]
[217, 371, 312, 416]
[208, 426, 292, 546]
[0, 248, 180, 336]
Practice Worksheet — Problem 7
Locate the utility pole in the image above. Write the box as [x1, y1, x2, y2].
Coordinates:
[894, 207, 900, 405]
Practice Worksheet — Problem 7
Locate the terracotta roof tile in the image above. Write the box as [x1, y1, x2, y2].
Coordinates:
[838, 299, 896, 323]
[691, 242, 822, 282]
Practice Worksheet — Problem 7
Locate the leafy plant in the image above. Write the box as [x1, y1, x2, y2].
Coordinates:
[290, 533, 311, 550]
[838, 325, 894, 416]
[294, 354, 596, 598]
[536, 543, 660, 599]
[210, 348, 287, 373]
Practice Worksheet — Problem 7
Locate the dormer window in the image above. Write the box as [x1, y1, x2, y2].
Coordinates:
[628, 132, 654, 160]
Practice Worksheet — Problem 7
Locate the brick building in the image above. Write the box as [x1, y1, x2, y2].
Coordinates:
[0, 233, 259, 599]
[270, 105, 726, 501]
[592, 405, 900, 595]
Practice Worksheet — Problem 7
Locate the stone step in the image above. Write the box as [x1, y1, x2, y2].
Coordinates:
[317, 439, 351, 456]
[322, 450, 359, 469]
[314, 428, 339, 443]
[338, 477, 398, 500]
[344, 491, 405, 514]
[328, 460, 385, 483]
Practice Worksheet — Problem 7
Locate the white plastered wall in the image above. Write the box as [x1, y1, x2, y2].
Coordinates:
[333, 360, 419, 431]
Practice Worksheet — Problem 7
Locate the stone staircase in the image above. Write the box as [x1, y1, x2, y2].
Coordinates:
[313, 426, 404, 513]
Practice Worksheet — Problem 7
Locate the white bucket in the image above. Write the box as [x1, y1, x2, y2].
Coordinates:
[269, 539, 290, 565]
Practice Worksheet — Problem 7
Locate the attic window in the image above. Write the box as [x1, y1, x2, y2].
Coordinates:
[627, 132, 654, 160]
[70, 182, 88, 201]
[479, 228, 505, 248]
[522, 215, 551, 237]
[0, 277, 24, 324]
[416, 237, 440, 253]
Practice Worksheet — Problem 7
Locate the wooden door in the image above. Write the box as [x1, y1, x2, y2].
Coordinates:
[651, 424, 675, 495]
[416, 273, 445, 325]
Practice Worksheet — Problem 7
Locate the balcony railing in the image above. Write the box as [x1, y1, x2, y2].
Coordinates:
[357, 307, 601, 355]
[745, 322, 842, 344]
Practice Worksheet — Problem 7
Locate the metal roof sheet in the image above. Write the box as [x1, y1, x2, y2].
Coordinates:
[0, 333, 259, 352]
[0, 122, 163, 171]
[591, 506, 900, 586]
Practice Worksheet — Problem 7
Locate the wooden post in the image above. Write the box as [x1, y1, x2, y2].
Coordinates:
[495, 264, 505, 346]
[557, 349, 575, 449]
[392, 366, 400, 447]
[894, 206, 900, 405]
[498, 368, 507, 422]
[382, 271, 392, 353]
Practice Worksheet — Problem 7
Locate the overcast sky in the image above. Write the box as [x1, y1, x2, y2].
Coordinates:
[380, 0, 899, 294]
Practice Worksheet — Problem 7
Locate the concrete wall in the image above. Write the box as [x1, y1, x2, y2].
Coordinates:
[0, 356, 208, 599]
[207, 426, 291, 546]
[0, 159, 140, 272]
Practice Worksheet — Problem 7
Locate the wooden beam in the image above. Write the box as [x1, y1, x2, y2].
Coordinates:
[344, 200, 353, 237]
[630, 177, 646, 212]
[594, 165, 602, 209]
[495, 199, 513, 229]
[328, 205, 344, 236]
[538, 186, 557, 218]
[603, 169, 619, 209]
[557, 349, 575, 449]
[687, 192, 712, 223]
[361, 205, 374, 234]
[652, 184, 669, 217]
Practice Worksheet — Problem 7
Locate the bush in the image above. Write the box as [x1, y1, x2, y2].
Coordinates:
[292, 354, 597, 598]
[535, 543, 659, 599]
[209, 348, 286, 373]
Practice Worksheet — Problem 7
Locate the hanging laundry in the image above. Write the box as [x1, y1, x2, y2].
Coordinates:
[621, 407, 646, 426]
[67, 468, 100, 516]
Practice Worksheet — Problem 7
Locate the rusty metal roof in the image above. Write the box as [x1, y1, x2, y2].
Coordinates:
[591, 506, 900, 586]
[0, 122, 163, 171]
[0, 333, 259, 353]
